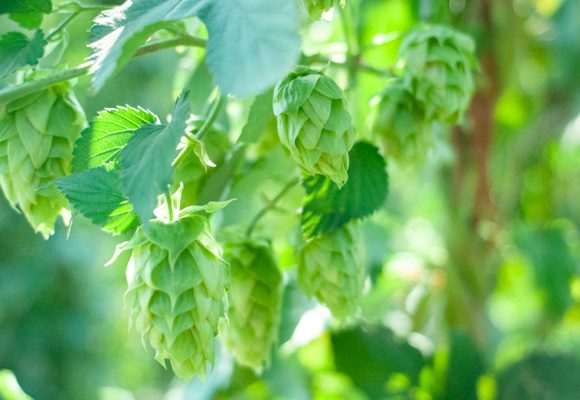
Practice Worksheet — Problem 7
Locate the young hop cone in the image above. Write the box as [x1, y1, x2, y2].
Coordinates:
[117, 214, 228, 380]
[273, 66, 355, 187]
[221, 239, 283, 371]
[298, 223, 365, 318]
[373, 79, 430, 164]
[397, 25, 478, 124]
[0, 83, 86, 238]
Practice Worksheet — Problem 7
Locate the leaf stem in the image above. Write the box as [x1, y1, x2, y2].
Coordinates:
[246, 178, 300, 237]
[195, 91, 224, 141]
[0, 34, 207, 104]
[47, 11, 81, 41]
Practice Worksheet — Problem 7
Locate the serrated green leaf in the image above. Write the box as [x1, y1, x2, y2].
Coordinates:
[0, 0, 51, 29]
[54, 167, 138, 235]
[72, 105, 158, 172]
[120, 93, 190, 224]
[0, 31, 46, 79]
[301, 142, 388, 237]
[238, 88, 274, 144]
[199, 0, 300, 97]
[89, 0, 300, 97]
[88, 0, 207, 92]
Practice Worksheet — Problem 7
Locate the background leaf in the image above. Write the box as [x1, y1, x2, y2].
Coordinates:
[496, 352, 580, 400]
[199, 0, 300, 97]
[89, 0, 300, 97]
[238, 88, 275, 144]
[72, 105, 158, 172]
[331, 325, 425, 399]
[0, 31, 46, 79]
[88, 0, 207, 92]
[0, 0, 51, 29]
[120, 93, 190, 224]
[55, 167, 138, 235]
[302, 141, 389, 237]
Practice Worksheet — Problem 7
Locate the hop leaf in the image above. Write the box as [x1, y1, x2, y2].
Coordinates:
[298, 223, 365, 318]
[373, 79, 430, 163]
[118, 214, 229, 380]
[0, 82, 86, 238]
[221, 239, 283, 371]
[274, 66, 355, 187]
[398, 25, 478, 124]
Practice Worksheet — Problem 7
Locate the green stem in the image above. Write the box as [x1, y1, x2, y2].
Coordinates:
[135, 36, 207, 57]
[47, 11, 81, 41]
[195, 91, 224, 141]
[0, 34, 207, 104]
[246, 178, 300, 237]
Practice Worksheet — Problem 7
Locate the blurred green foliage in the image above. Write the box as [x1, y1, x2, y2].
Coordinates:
[2, 0, 580, 399]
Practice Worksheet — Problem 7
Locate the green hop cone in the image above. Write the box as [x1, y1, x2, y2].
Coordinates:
[221, 239, 283, 371]
[397, 25, 478, 124]
[0, 83, 86, 238]
[298, 223, 365, 318]
[119, 214, 228, 380]
[373, 79, 430, 163]
[273, 66, 355, 187]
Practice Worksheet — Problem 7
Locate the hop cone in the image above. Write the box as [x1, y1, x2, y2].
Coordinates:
[222, 239, 283, 371]
[121, 215, 228, 380]
[274, 66, 355, 187]
[0, 83, 85, 238]
[373, 79, 430, 163]
[303, 0, 334, 19]
[298, 224, 365, 318]
[398, 25, 478, 124]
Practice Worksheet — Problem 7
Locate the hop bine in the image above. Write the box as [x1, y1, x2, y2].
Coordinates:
[298, 223, 365, 318]
[373, 79, 429, 164]
[273, 66, 355, 188]
[0, 82, 85, 238]
[221, 239, 283, 371]
[397, 25, 478, 124]
[114, 214, 228, 380]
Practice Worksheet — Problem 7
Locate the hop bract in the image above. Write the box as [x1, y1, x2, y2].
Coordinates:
[303, 0, 334, 19]
[222, 239, 283, 371]
[0, 83, 85, 238]
[274, 66, 355, 187]
[398, 25, 478, 124]
[298, 223, 365, 318]
[373, 79, 429, 163]
[120, 214, 228, 380]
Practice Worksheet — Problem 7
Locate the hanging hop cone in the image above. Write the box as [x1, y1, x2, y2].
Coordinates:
[373, 79, 430, 163]
[397, 25, 478, 124]
[298, 223, 365, 318]
[0, 82, 86, 238]
[117, 214, 229, 380]
[221, 239, 283, 371]
[273, 66, 355, 188]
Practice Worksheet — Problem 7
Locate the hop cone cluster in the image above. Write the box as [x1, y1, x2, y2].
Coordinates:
[373, 79, 430, 163]
[274, 66, 355, 187]
[122, 215, 228, 380]
[0, 83, 85, 237]
[303, 0, 334, 19]
[222, 239, 283, 371]
[298, 224, 365, 318]
[398, 25, 477, 124]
